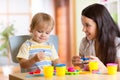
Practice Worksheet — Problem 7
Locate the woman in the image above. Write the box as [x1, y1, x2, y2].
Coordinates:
[72, 3, 120, 73]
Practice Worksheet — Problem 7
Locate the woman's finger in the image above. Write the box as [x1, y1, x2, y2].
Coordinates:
[72, 56, 80, 59]
[89, 56, 100, 62]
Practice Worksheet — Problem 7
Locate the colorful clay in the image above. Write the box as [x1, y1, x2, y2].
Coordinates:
[66, 67, 81, 75]
[29, 69, 41, 74]
[68, 67, 75, 72]
[74, 66, 81, 70]
[81, 57, 90, 64]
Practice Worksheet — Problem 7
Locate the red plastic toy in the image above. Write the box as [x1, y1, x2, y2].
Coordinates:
[29, 69, 41, 74]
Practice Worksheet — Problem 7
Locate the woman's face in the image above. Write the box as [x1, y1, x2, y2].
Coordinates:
[81, 16, 98, 40]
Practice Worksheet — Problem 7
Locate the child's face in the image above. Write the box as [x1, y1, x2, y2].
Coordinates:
[31, 26, 52, 43]
[81, 16, 98, 40]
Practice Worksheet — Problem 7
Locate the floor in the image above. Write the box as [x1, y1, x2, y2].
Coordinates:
[0, 65, 20, 80]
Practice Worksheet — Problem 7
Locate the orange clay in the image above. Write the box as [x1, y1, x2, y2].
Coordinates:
[79, 71, 91, 74]
[74, 66, 81, 70]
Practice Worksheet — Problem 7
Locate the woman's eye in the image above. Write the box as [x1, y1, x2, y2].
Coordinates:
[85, 23, 91, 27]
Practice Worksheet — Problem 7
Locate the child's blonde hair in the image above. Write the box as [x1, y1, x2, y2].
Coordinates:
[30, 13, 54, 32]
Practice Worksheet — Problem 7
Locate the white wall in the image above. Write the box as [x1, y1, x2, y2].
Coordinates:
[31, 0, 55, 18]
[31, 0, 55, 34]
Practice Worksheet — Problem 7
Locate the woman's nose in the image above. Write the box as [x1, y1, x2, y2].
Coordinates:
[82, 26, 86, 32]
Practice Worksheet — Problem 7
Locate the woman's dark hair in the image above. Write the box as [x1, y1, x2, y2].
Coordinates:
[82, 3, 120, 65]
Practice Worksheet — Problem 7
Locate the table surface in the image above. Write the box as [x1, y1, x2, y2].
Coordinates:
[9, 72, 120, 80]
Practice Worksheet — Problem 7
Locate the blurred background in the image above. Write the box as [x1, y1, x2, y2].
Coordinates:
[0, 0, 119, 79]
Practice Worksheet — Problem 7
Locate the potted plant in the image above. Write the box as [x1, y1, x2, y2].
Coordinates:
[0, 24, 14, 65]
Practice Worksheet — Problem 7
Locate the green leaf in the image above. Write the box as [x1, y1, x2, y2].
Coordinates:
[0, 24, 14, 56]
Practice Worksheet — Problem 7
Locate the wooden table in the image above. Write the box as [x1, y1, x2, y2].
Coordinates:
[9, 72, 120, 80]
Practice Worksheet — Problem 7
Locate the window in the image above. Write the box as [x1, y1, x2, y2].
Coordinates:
[0, 0, 31, 36]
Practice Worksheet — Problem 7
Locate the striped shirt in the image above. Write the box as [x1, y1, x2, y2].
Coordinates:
[17, 39, 58, 72]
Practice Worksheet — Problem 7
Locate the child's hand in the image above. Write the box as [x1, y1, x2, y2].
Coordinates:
[33, 51, 45, 62]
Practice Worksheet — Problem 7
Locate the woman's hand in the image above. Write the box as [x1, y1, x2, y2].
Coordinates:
[72, 56, 84, 68]
[72, 56, 81, 66]
[89, 56, 107, 73]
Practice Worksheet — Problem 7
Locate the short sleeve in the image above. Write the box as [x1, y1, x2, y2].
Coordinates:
[17, 43, 29, 60]
[51, 45, 59, 60]
[79, 43, 84, 56]
[79, 37, 87, 56]
[116, 46, 120, 58]
[115, 37, 120, 58]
